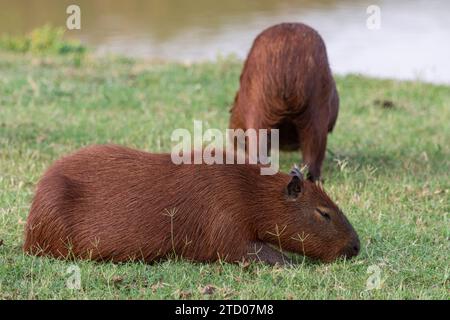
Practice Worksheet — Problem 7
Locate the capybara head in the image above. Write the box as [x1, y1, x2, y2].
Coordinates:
[261, 166, 360, 263]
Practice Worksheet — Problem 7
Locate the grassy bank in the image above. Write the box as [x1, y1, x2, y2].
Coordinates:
[0, 48, 449, 299]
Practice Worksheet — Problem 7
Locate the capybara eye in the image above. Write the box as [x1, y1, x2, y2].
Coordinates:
[316, 208, 331, 220]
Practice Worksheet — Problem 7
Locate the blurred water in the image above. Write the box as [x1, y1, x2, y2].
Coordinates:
[0, 0, 449, 83]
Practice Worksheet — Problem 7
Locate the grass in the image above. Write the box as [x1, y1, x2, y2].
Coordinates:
[0, 46, 449, 299]
[0, 25, 85, 56]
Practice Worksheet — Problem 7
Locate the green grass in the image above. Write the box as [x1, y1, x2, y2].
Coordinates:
[0, 25, 86, 56]
[0, 49, 449, 300]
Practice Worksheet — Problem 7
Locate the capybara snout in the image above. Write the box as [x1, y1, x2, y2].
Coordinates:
[24, 145, 359, 265]
[341, 237, 361, 260]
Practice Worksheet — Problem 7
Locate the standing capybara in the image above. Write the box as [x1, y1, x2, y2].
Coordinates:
[23, 145, 359, 265]
[230, 23, 339, 181]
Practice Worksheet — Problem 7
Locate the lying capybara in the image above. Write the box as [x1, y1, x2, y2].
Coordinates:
[230, 23, 339, 181]
[23, 144, 359, 264]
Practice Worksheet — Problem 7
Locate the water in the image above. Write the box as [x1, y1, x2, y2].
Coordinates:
[1, 0, 449, 83]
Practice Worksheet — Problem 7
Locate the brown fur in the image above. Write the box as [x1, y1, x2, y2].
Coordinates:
[230, 23, 339, 181]
[23, 144, 359, 265]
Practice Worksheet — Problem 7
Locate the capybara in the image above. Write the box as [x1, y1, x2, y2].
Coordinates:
[23, 144, 359, 265]
[229, 23, 339, 181]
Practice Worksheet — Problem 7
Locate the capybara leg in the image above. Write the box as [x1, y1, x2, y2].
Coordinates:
[245, 242, 291, 266]
[299, 126, 327, 182]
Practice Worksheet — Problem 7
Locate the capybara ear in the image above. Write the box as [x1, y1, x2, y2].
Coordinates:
[289, 164, 304, 179]
[286, 165, 304, 198]
[315, 179, 324, 188]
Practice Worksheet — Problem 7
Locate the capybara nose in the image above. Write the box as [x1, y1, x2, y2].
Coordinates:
[343, 239, 360, 259]
[352, 243, 360, 256]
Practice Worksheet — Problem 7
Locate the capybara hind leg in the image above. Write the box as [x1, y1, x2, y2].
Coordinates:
[245, 242, 291, 266]
[299, 126, 327, 182]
